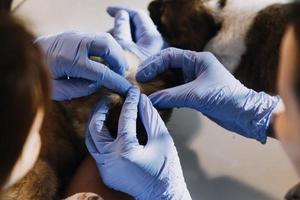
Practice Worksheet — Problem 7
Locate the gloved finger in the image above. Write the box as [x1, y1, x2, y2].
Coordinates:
[117, 86, 140, 144]
[138, 94, 169, 140]
[88, 32, 128, 75]
[85, 131, 99, 156]
[113, 10, 133, 42]
[86, 131, 112, 165]
[107, 6, 163, 54]
[52, 79, 98, 101]
[107, 6, 158, 40]
[88, 60, 132, 96]
[148, 81, 197, 109]
[136, 48, 197, 83]
[89, 99, 116, 154]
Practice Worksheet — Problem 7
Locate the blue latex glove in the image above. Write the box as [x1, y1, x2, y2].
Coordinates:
[107, 6, 165, 61]
[136, 48, 280, 144]
[86, 86, 191, 200]
[35, 31, 132, 100]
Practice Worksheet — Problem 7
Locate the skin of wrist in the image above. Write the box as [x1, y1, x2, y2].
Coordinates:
[268, 98, 285, 139]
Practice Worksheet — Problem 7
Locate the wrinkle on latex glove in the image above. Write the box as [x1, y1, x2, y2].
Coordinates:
[86, 86, 191, 200]
[136, 48, 280, 144]
[107, 7, 164, 61]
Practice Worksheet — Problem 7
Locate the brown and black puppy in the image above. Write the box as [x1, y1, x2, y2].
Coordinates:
[1, 12, 183, 200]
[149, 0, 291, 94]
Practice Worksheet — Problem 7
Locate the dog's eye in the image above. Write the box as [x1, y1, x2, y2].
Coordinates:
[218, 0, 227, 8]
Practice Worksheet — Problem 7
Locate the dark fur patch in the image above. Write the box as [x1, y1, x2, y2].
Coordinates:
[218, 0, 227, 8]
[148, 0, 221, 51]
[2, 160, 58, 200]
[233, 4, 289, 94]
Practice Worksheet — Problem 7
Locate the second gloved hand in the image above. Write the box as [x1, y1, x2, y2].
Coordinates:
[136, 48, 280, 144]
[107, 6, 165, 61]
[86, 86, 191, 200]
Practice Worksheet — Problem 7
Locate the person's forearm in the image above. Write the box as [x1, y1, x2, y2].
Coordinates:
[64, 155, 133, 200]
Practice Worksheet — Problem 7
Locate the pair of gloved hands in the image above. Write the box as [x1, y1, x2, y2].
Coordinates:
[85, 49, 279, 200]
[37, 6, 280, 200]
[37, 6, 190, 199]
[36, 7, 164, 100]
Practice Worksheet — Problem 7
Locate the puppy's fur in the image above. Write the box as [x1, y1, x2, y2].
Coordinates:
[2, 50, 183, 199]
[149, 0, 291, 94]
[4, 0, 290, 197]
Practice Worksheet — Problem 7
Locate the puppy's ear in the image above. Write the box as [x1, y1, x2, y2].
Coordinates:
[148, 0, 164, 30]
[170, 7, 221, 51]
[148, 0, 220, 51]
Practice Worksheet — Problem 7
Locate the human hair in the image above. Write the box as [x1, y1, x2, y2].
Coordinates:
[0, 12, 51, 188]
[0, 0, 12, 11]
[288, 0, 300, 103]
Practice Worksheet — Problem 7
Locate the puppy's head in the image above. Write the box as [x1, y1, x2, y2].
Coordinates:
[148, 0, 221, 51]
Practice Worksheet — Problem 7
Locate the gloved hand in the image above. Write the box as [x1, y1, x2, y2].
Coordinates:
[107, 6, 165, 61]
[86, 86, 191, 200]
[136, 48, 280, 144]
[35, 31, 132, 100]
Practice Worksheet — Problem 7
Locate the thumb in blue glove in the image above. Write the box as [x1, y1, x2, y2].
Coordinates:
[136, 48, 280, 144]
[107, 6, 165, 61]
[86, 86, 191, 200]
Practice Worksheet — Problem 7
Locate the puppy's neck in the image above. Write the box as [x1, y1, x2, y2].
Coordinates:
[203, 0, 291, 72]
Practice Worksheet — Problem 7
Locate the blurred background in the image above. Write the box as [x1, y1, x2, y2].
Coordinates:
[12, 0, 299, 199]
